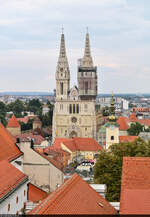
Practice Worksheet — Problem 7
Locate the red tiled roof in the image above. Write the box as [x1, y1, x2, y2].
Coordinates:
[16, 133, 44, 145]
[0, 160, 27, 200]
[129, 112, 137, 122]
[28, 183, 48, 203]
[0, 123, 22, 162]
[53, 137, 102, 152]
[34, 149, 64, 172]
[138, 119, 150, 126]
[117, 117, 129, 130]
[17, 116, 29, 124]
[120, 157, 150, 214]
[7, 115, 20, 128]
[119, 136, 138, 143]
[133, 107, 150, 112]
[44, 146, 70, 157]
[29, 173, 117, 215]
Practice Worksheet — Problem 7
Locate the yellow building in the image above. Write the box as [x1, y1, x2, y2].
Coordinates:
[53, 137, 102, 162]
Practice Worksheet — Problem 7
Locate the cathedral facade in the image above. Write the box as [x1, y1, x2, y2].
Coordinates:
[52, 31, 98, 141]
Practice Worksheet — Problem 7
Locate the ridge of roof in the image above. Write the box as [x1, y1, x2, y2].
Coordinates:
[0, 123, 22, 162]
[30, 173, 117, 215]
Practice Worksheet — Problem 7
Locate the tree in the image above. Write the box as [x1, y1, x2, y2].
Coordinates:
[127, 122, 144, 136]
[0, 102, 7, 126]
[94, 138, 150, 202]
[27, 99, 42, 114]
[20, 119, 33, 131]
[39, 102, 54, 127]
[6, 100, 25, 117]
[102, 106, 110, 116]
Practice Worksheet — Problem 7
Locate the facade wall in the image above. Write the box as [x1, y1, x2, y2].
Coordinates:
[19, 142, 64, 192]
[0, 181, 28, 215]
[7, 127, 21, 136]
[53, 100, 97, 141]
[106, 127, 119, 149]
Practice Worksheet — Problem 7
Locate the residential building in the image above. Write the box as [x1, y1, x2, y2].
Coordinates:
[0, 160, 28, 215]
[29, 173, 117, 215]
[120, 157, 150, 214]
[18, 140, 64, 193]
[53, 137, 102, 162]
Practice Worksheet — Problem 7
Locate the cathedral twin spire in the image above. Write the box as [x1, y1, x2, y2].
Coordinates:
[57, 29, 93, 71]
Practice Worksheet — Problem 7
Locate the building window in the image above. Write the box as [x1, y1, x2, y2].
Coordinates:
[16, 196, 18, 204]
[60, 82, 63, 95]
[24, 190, 26, 196]
[73, 104, 75, 113]
[69, 104, 72, 114]
[8, 204, 10, 212]
[16, 211, 19, 215]
[24, 202, 26, 209]
[77, 104, 79, 113]
[111, 136, 114, 140]
[85, 81, 88, 94]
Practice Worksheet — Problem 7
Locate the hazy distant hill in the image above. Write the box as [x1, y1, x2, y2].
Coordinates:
[0, 92, 54, 96]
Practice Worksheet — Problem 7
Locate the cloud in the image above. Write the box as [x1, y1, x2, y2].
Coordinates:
[0, 0, 150, 93]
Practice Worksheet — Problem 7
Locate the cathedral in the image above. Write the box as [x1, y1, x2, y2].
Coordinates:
[52, 30, 98, 141]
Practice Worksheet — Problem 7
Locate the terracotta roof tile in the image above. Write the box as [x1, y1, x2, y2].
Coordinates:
[28, 183, 48, 203]
[34, 149, 64, 171]
[16, 133, 44, 145]
[0, 123, 22, 162]
[53, 137, 102, 152]
[119, 136, 138, 143]
[29, 173, 117, 215]
[0, 160, 28, 200]
[117, 117, 129, 130]
[7, 115, 20, 128]
[138, 119, 150, 126]
[120, 157, 150, 214]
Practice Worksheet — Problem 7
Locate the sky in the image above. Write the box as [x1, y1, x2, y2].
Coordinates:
[0, 0, 150, 94]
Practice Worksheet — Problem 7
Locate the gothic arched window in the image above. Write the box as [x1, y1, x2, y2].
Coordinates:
[60, 82, 63, 95]
[73, 104, 75, 113]
[77, 104, 79, 113]
[69, 104, 72, 114]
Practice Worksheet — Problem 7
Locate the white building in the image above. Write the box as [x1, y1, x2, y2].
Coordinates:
[0, 160, 29, 215]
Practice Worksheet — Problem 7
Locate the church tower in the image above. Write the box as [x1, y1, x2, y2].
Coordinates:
[78, 30, 97, 100]
[56, 31, 70, 100]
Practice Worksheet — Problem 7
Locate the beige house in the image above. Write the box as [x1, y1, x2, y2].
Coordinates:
[18, 140, 64, 193]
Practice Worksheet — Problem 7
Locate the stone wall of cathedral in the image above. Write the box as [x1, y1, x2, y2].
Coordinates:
[52, 100, 97, 141]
